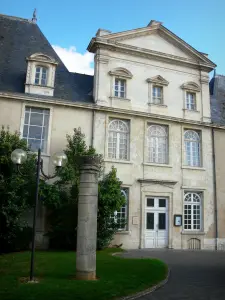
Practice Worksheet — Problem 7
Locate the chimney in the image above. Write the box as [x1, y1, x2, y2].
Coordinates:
[147, 20, 163, 27]
[96, 28, 112, 37]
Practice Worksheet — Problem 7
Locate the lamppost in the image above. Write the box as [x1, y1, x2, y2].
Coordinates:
[11, 148, 67, 282]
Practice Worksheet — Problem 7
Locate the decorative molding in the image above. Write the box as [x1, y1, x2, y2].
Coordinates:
[137, 178, 177, 185]
[148, 103, 167, 108]
[146, 75, 169, 86]
[108, 67, 133, 79]
[27, 53, 58, 66]
[1, 92, 225, 130]
[180, 81, 201, 92]
[200, 78, 209, 84]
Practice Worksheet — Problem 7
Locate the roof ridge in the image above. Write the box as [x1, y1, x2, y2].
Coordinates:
[0, 13, 31, 23]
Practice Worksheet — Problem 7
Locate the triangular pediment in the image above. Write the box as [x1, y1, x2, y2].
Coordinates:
[146, 75, 169, 86]
[90, 22, 216, 69]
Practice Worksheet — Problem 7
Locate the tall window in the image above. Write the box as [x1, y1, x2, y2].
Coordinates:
[186, 92, 196, 110]
[152, 86, 163, 104]
[114, 78, 126, 98]
[184, 130, 201, 167]
[22, 107, 50, 153]
[148, 125, 168, 164]
[112, 188, 129, 230]
[35, 66, 48, 86]
[184, 192, 202, 230]
[108, 119, 129, 160]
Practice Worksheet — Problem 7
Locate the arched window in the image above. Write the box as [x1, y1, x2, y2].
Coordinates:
[35, 66, 48, 86]
[108, 119, 129, 160]
[184, 130, 200, 166]
[184, 192, 202, 230]
[147, 125, 168, 164]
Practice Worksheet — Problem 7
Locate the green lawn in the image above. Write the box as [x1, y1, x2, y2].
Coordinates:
[0, 248, 167, 300]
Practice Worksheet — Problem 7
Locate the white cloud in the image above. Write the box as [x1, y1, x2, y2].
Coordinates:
[52, 45, 94, 75]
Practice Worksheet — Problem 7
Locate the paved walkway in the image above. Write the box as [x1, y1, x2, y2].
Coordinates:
[121, 249, 225, 299]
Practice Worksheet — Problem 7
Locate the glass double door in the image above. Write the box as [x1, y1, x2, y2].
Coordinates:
[145, 197, 168, 248]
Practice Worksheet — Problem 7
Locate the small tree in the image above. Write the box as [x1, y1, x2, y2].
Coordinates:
[46, 128, 125, 250]
[0, 126, 36, 253]
[97, 166, 126, 250]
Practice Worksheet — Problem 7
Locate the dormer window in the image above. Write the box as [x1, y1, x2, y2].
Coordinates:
[35, 66, 48, 86]
[146, 75, 169, 105]
[109, 68, 133, 101]
[181, 82, 201, 112]
[25, 53, 58, 96]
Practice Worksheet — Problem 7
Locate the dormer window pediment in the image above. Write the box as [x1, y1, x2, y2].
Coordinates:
[25, 52, 58, 97]
[146, 75, 169, 86]
[180, 81, 201, 92]
[108, 67, 133, 79]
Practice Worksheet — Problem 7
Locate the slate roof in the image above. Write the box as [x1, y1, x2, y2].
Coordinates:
[210, 74, 225, 125]
[0, 14, 94, 103]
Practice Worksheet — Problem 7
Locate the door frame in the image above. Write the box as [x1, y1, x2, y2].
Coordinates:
[144, 197, 169, 248]
[140, 191, 173, 249]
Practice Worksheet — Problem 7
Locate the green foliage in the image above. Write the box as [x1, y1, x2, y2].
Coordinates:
[46, 128, 124, 250]
[0, 126, 36, 253]
[97, 167, 126, 250]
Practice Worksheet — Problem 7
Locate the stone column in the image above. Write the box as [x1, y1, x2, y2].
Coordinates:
[76, 156, 100, 280]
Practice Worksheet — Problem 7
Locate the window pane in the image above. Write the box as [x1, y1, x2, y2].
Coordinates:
[159, 199, 166, 207]
[146, 213, 154, 230]
[23, 125, 28, 138]
[158, 213, 166, 230]
[147, 198, 154, 207]
[29, 126, 42, 139]
[27, 139, 41, 152]
[30, 113, 43, 126]
[24, 112, 29, 125]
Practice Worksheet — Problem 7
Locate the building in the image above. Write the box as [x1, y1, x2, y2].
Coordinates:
[0, 13, 223, 250]
[210, 74, 225, 250]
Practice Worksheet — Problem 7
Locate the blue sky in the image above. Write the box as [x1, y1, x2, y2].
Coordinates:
[1, 0, 225, 75]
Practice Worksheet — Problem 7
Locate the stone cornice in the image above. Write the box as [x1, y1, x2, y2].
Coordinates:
[137, 178, 177, 186]
[181, 82, 201, 92]
[88, 40, 214, 72]
[1, 91, 225, 130]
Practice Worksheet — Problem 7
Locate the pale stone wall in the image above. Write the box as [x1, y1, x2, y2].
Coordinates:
[93, 110, 215, 250]
[95, 48, 210, 123]
[214, 129, 225, 250]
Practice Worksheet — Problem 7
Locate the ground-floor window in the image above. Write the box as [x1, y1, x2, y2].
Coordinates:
[184, 192, 202, 231]
[112, 188, 129, 230]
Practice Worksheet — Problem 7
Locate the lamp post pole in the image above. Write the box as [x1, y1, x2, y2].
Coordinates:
[11, 147, 67, 282]
[30, 148, 41, 282]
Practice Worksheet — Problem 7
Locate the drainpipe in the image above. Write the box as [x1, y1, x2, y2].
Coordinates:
[91, 110, 96, 147]
[212, 128, 218, 250]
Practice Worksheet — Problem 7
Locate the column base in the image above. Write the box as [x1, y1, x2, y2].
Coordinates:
[76, 270, 96, 280]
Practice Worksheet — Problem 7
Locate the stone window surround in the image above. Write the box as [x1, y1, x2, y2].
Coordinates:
[182, 190, 204, 233]
[25, 53, 58, 97]
[20, 102, 53, 156]
[105, 115, 131, 163]
[181, 82, 201, 112]
[144, 120, 171, 166]
[181, 125, 203, 169]
[109, 67, 133, 101]
[146, 75, 169, 106]
[183, 129, 201, 167]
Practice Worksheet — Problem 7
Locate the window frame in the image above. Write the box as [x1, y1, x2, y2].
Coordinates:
[107, 119, 130, 161]
[112, 188, 129, 231]
[186, 91, 196, 111]
[21, 105, 52, 155]
[147, 124, 168, 164]
[183, 191, 202, 231]
[114, 78, 126, 98]
[152, 85, 163, 104]
[34, 65, 48, 86]
[184, 129, 201, 167]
